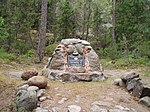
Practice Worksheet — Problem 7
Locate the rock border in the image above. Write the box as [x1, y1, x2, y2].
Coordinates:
[114, 72, 150, 108]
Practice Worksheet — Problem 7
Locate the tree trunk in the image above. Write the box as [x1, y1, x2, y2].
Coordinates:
[85, 0, 92, 41]
[52, 0, 57, 43]
[37, 0, 48, 62]
[112, 0, 116, 43]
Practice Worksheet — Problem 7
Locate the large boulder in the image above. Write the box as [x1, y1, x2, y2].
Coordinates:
[43, 70, 105, 82]
[121, 72, 139, 83]
[126, 78, 141, 91]
[132, 80, 150, 98]
[21, 71, 38, 80]
[16, 90, 38, 112]
[28, 76, 47, 89]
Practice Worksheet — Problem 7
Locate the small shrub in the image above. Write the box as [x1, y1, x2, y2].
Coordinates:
[0, 49, 16, 60]
[103, 45, 123, 60]
[25, 49, 36, 57]
[132, 41, 150, 58]
[45, 43, 58, 57]
[128, 57, 150, 66]
[114, 58, 128, 68]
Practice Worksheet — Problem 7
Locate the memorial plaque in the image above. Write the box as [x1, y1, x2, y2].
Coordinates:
[68, 55, 85, 67]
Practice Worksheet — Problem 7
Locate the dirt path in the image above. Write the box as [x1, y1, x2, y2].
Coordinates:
[41, 71, 149, 112]
[0, 64, 149, 112]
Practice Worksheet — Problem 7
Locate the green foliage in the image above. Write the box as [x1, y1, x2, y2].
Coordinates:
[25, 49, 36, 57]
[45, 43, 58, 56]
[0, 17, 9, 47]
[0, 0, 149, 67]
[0, 49, 15, 61]
[101, 57, 150, 69]
[57, 0, 76, 39]
[132, 40, 150, 58]
[102, 44, 123, 60]
[116, 0, 149, 43]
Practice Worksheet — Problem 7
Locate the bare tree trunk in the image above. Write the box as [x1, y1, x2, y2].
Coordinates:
[81, 3, 86, 39]
[85, 0, 92, 40]
[37, 0, 48, 62]
[52, 1, 57, 43]
[85, 11, 91, 40]
[112, 0, 116, 43]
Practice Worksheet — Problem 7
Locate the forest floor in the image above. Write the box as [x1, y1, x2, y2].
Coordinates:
[0, 63, 150, 112]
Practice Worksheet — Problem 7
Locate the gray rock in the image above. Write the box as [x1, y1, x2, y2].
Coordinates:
[37, 89, 46, 98]
[121, 72, 139, 83]
[92, 101, 112, 107]
[90, 72, 105, 81]
[52, 107, 68, 112]
[91, 105, 109, 112]
[132, 80, 143, 98]
[58, 98, 68, 104]
[75, 95, 81, 103]
[109, 109, 128, 112]
[16, 91, 38, 112]
[126, 78, 141, 91]
[142, 85, 150, 97]
[18, 81, 28, 86]
[17, 84, 29, 91]
[86, 50, 102, 72]
[132, 80, 150, 98]
[35, 107, 49, 112]
[114, 79, 125, 87]
[8, 70, 23, 78]
[58, 72, 72, 82]
[27, 86, 39, 91]
[68, 105, 81, 112]
[49, 53, 66, 70]
[75, 44, 83, 54]
[81, 40, 90, 45]
[115, 105, 130, 111]
[28, 76, 47, 89]
[61, 39, 79, 45]
[39, 96, 47, 102]
[16, 89, 27, 97]
[139, 96, 150, 107]
[66, 44, 75, 55]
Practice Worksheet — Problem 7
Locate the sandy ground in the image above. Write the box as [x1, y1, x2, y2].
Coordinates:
[0, 64, 149, 112]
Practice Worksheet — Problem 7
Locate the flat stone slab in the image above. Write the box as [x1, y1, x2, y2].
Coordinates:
[7, 70, 23, 78]
[42, 69, 105, 82]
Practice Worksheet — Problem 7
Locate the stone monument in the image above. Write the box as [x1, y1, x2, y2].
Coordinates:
[42, 38, 105, 82]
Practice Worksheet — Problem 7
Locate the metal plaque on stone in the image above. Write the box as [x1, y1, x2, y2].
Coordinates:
[68, 55, 85, 67]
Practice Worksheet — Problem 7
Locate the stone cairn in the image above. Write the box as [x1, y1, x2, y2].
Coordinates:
[42, 38, 105, 82]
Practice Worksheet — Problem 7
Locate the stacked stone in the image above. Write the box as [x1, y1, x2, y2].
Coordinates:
[43, 38, 105, 82]
[47, 38, 102, 72]
[114, 72, 150, 108]
[15, 71, 48, 112]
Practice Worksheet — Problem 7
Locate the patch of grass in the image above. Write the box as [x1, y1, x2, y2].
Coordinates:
[0, 49, 16, 64]
[143, 69, 150, 76]
[100, 58, 150, 69]
[0, 73, 22, 90]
